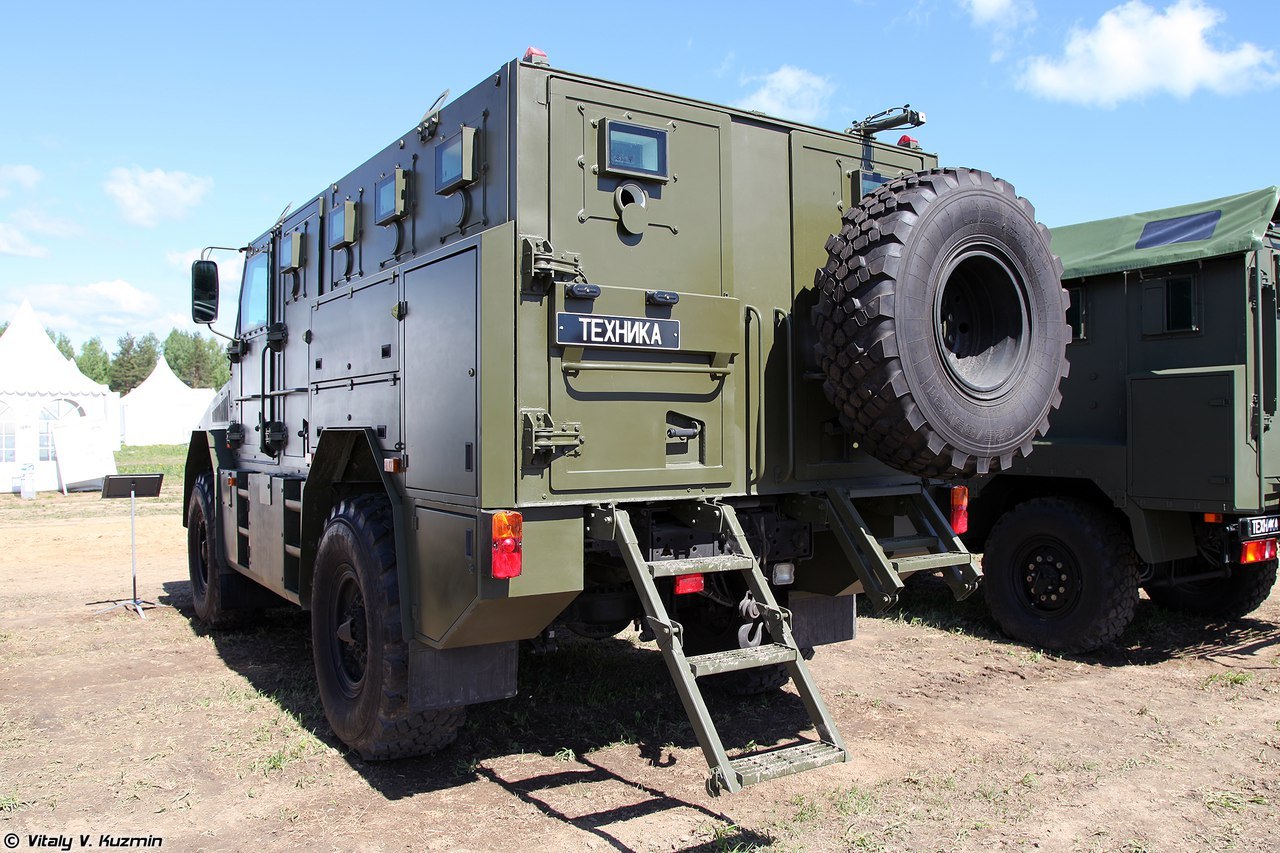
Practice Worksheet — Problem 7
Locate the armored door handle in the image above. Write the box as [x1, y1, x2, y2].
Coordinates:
[667, 426, 701, 439]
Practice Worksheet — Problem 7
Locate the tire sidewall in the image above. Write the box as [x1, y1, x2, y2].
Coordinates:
[311, 515, 388, 750]
[187, 474, 221, 623]
[896, 184, 1064, 457]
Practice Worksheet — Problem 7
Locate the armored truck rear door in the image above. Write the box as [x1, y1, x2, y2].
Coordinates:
[545, 78, 739, 494]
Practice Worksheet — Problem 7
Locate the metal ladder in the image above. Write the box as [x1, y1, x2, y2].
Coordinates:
[785, 485, 981, 612]
[586, 501, 848, 795]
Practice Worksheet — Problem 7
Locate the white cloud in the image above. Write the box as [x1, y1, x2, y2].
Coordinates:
[735, 66, 835, 124]
[0, 224, 49, 258]
[1020, 0, 1280, 107]
[0, 165, 41, 198]
[12, 209, 82, 237]
[961, 0, 1037, 61]
[103, 166, 213, 227]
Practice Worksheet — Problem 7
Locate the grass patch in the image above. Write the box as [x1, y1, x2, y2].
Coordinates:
[1203, 671, 1253, 689]
[1204, 789, 1268, 812]
[115, 443, 187, 493]
[0, 792, 33, 813]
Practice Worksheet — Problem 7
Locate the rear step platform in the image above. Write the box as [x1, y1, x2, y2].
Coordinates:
[587, 501, 848, 795]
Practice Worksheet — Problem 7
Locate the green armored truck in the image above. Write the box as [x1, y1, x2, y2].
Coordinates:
[185, 50, 1068, 793]
[957, 188, 1280, 653]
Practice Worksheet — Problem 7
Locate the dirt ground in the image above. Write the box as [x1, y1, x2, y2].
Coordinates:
[2, 489, 1279, 852]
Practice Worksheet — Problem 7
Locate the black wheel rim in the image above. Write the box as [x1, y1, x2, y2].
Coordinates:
[192, 513, 210, 596]
[329, 565, 368, 698]
[1010, 536, 1082, 618]
[934, 240, 1031, 400]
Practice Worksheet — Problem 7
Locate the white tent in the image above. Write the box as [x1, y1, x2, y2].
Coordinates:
[0, 300, 120, 492]
[120, 356, 216, 446]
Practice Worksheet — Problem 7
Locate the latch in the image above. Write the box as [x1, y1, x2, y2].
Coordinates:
[263, 421, 288, 454]
[266, 322, 288, 353]
[226, 338, 244, 364]
[225, 422, 245, 448]
[521, 236, 582, 294]
[521, 409, 584, 466]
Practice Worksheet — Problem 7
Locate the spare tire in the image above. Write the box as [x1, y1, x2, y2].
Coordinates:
[814, 168, 1069, 478]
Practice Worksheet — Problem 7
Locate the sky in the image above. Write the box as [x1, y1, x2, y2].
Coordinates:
[1, 0, 1277, 349]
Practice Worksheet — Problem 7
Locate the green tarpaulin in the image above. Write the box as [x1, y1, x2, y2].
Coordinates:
[1049, 187, 1280, 280]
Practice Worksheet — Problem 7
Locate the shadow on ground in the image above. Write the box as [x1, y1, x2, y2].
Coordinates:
[874, 573, 1280, 668]
[161, 577, 820, 827]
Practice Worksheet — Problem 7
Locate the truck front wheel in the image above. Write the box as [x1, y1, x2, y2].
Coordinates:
[311, 494, 464, 759]
[982, 497, 1139, 653]
[188, 472, 231, 625]
[1144, 561, 1278, 620]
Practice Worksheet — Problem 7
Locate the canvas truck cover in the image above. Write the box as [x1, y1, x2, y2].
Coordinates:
[1051, 187, 1280, 280]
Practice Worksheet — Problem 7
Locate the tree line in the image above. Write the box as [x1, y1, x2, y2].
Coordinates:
[0, 322, 230, 395]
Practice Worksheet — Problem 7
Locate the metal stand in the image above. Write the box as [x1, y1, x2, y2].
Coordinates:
[91, 473, 166, 619]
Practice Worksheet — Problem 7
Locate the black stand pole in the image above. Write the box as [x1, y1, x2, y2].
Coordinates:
[90, 473, 166, 619]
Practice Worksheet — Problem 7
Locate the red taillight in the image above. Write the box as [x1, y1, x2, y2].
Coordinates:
[1240, 538, 1277, 564]
[673, 574, 704, 595]
[949, 486, 969, 536]
[491, 511, 523, 579]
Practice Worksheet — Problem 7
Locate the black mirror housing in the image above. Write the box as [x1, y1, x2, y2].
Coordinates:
[192, 259, 220, 324]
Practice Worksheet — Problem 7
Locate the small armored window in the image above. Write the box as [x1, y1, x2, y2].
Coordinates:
[374, 168, 408, 225]
[329, 200, 357, 249]
[1066, 286, 1086, 341]
[280, 230, 303, 273]
[435, 128, 477, 195]
[602, 120, 668, 182]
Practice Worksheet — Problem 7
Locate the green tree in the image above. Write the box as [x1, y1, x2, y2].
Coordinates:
[77, 337, 112, 385]
[0, 321, 7, 337]
[163, 328, 229, 388]
[47, 329, 74, 360]
[110, 332, 159, 394]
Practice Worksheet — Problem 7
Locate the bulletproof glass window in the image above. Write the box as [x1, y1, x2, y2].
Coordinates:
[239, 251, 270, 333]
[1066, 286, 1086, 341]
[375, 169, 407, 224]
[602, 120, 668, 182]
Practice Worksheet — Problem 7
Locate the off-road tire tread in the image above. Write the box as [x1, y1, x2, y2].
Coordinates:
[813, 168, 1068, 477]
[188, 472, 231, 626]
[314, 494, 464, 760]
[984, 497, 1139, 653]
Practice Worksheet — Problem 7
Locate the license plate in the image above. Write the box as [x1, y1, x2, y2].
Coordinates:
[1243, 515, 1280, 538]
[556, 312, 680, 351]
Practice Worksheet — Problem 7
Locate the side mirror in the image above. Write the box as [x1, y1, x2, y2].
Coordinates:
[192, 260, 220, 324]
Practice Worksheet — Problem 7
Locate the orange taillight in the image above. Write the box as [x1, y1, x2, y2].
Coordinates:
[491, 511, 523, 579]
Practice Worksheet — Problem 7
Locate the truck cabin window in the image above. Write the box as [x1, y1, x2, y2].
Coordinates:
[240, 251, 270, 333]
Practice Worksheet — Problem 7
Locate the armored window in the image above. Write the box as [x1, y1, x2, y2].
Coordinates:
[374, 169, 407, 224]
[1141, 273, 1200, 335]
[239, 251, 270, 333]
[329, 200, 357, 249]
[602, 120, 668, 182]
[435, 128, 477, 195]
[280, 230, 302, 273]
[0, 403, 14, 463]
[1066, 286, 1086, 341]
[38, 398, 84, 462]
[1135, 210, 1222, 249]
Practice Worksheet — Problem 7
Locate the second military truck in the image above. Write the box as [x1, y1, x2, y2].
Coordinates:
[185, 50, 1068, 793]
[960, 188, 1280, 653]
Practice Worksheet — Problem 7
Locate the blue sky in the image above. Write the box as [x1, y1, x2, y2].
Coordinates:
[1, 0, 1277, 348]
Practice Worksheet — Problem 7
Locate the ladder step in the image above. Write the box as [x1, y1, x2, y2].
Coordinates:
[648, 553, 755, 577]
[686, 644, 798, 677]
[879, 535, 941, 552]
[729, 741, 846, 788]
[892, 552, 972, 573]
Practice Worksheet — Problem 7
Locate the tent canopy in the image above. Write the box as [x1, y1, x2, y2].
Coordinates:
[1050, 187, 1280, 280]
[0, 300, 111, 397]
[120, 356, 215, 446]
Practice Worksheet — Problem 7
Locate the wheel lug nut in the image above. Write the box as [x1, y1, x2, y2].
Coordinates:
[1058, 587, 1066, 594]
[1051, 594, 1058, 601]
[1060, 574, 1067, 581]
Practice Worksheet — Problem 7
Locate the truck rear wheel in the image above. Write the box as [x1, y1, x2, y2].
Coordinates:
[982, 497, 1139, 653]
[312, 494, 464, 759]
[814, 168, 1069, 478]
[1144, 561, 1278, 620]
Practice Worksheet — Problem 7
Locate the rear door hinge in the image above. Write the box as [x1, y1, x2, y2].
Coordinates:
[521, 236, 582, 294]
[521, 409, 584, 467]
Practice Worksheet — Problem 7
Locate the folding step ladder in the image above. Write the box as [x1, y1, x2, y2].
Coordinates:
[586, 501, 847, 795]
